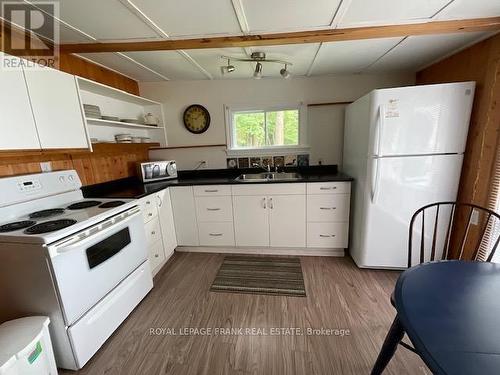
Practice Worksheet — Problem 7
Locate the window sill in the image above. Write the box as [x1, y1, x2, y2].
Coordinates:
[226, 145, 310, 157]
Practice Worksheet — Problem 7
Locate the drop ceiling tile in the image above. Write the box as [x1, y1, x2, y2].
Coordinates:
[185, 48, 255, 79]
[30, 0, 159, 40]
[310, 38, 403, 75]
[78, 53, 165, 81]
[130, 0, 241, 37]
[242, 0, 342, 31]
[124, 51, 208, 80]
[435, 0, 500, 19]
[338, 0, 450, 27]
[365, 32, 490, 72]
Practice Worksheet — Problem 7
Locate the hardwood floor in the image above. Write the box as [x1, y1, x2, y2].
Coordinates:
[61, 253, 429, 375]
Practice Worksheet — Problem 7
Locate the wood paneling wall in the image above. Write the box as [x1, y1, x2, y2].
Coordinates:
[0, 144, 156, 186]
[0, 21, 139, 94]
[417, 33, 500, 259]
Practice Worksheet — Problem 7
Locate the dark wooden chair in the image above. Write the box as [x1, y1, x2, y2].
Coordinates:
[372, 201, 500, 375]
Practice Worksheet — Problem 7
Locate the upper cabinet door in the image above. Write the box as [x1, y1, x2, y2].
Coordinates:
[24, 65, 89, 149]
[0, 53, 40, 150]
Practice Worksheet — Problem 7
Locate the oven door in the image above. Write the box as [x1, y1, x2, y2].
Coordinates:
[48, 206, 148, 325]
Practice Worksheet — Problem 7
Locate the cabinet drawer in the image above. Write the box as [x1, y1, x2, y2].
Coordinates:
[144, 218, 162, 246]
[140, 196, 157, 223]
[307, 194, 350, 222]
[148, 240, 165, 272]
[307, 182, 350, 195]
[307, 223, 348, 248]
[231, 183, 305, 196]
[198, 222, 235, 246]
[195, 196, 233, 222]
[193, 185, 231, 196]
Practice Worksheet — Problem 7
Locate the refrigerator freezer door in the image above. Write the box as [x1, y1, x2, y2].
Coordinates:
[353, 154, 463, 269]
[371, 82, 475, 157]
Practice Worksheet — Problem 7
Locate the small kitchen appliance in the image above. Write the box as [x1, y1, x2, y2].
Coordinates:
[139, 160, 177, 183]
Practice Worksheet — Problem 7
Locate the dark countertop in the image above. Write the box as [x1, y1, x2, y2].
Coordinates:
[83, 165, 353, 200]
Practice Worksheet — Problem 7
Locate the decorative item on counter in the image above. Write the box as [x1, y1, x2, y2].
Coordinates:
[144, 113, 159, 126]
[273, 156, 285, 168]
[237, 157, 250, 169]
[226, 158, 237, 169]
[285, 155, 297, 166]
[83, 104, 101, 119]
[250, 157, 261, 167]
[261, 157, 273, 169]
[297, 154, 310, 167]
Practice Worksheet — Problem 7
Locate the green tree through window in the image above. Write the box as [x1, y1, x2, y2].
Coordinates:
[233, 109, 299, 148]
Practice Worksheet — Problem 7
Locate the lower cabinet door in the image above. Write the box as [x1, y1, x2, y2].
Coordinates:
[157, 188, 178, 256]
[170, 187, 199, 246]
[233, 195, 269, 247]
[149, 240, 166, 272]
[198, 222, 235, 246]
[269, 195, 306, 247]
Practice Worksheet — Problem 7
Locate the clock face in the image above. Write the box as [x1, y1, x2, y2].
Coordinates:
[183, 105, 211, 134]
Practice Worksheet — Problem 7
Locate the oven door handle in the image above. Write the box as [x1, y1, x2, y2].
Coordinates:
[50, 207, 141, 254]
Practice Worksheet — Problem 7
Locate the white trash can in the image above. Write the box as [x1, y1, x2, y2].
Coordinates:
[0, 316, 58, 375]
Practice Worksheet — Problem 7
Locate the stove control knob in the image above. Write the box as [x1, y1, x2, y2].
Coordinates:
[59, 176, 66, 183]
[68, 175, 74, 182]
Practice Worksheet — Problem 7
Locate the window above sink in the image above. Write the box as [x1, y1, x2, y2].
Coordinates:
[225, 104, 309, 157]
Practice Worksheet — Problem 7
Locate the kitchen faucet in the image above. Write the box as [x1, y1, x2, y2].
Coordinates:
[252, 163, 271, 173]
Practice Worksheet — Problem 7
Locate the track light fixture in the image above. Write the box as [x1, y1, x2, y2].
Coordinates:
[253, 62, 263, 79]
[220, 52, 292, 79]
[220, 59, 235, 75]
[280, 64, 290, 79]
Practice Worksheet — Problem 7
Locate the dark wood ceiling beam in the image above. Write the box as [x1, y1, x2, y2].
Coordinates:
[59, 17, 500, 54]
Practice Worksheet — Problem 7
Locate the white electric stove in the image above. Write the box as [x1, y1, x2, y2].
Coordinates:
[0, 170, 153, 370]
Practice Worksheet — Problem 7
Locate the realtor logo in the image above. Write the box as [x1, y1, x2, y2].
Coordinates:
[1, 1, 59, 69]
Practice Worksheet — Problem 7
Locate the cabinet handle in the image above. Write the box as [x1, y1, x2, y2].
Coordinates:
[146, 201, 152, 205]
[269, 197, 274, 209]
[154, 254, 159, 258]
[204, 189, 218, 193]
[262, 197, 266, 209]
[209, 233, 223, 236]
[319, 234, 330, 238]
[320, 207, 337, 210]
[320, 186, 337, 190]
[148, 213, 153, 217]
[151, 231, 156, 235]
[157, 195, 163, 207]
[207, 208, 221, 211]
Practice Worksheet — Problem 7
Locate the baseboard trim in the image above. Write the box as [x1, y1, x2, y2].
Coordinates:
[175, 246, 345, 257]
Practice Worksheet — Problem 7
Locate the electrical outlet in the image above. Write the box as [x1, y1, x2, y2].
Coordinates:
[40, 162, 52, 172]
[200, 160, 208, 169]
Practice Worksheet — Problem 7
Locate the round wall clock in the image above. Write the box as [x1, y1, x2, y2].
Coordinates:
[183, 104, 211, 134]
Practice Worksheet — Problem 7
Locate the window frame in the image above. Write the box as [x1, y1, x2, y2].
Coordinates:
[225, 104, 308, 155]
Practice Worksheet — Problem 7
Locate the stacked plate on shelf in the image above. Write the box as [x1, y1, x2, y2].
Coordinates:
[115, 134, 132, 143]
[83, 104, 101, 119]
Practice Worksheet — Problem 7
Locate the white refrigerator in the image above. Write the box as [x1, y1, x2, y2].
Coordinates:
[343, 82, 475, 269]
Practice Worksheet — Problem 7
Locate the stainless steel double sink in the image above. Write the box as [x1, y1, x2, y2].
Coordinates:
[234, 172, 302, 182]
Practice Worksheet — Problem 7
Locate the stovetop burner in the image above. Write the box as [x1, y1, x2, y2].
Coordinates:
[24, 219, 77, 235]
[29, 208, 65, 219]
[99, 201, 126, 208]
[0, 220, 37, 233]
[67, 200, 102, 210]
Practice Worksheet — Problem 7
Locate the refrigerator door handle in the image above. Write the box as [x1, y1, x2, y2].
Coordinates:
[374, 105, 385, 157]
[371, 158, 381, 203]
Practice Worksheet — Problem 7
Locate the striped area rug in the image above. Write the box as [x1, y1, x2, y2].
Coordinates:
[210, 255, 306, 297]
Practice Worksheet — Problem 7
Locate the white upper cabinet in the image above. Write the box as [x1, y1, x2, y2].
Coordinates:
[24, 65, 89, 149]
[0, 53, 40, 150]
